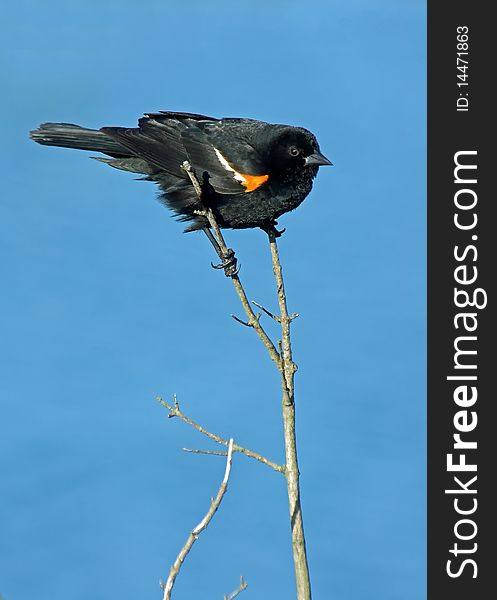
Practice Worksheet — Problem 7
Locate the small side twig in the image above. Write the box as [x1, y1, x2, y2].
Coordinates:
[224, 575, 248, 600]
[231, 312, 262, 327]
[161, 439, 235, 600]
[231, 314, 254, 328]
[157, 395, 285, 473]
[182, 448, 228, 457]
[252, 300, 281, 323]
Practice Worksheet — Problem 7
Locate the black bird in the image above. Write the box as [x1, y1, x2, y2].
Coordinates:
[30, 111, 331, 272]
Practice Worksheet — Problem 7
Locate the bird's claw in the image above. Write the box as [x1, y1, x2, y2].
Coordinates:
[211, 248, 240, 277]
[261, 221, 286, 238]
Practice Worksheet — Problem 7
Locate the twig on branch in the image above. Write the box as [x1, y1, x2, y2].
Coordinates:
[251, 300, 281, 322]
[231, 313, 260, 328]
[182, 447, 228, 456]
[224, 575, 248, 600]
[157, 395, 284, 473]
[161, 439, 235, 600]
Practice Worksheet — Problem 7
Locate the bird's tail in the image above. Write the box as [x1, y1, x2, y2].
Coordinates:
[30, 123, 129, 156]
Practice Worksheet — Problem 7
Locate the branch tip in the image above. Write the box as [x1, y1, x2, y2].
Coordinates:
[224, 574, 249, 599]
[251, 300, 281, 322]
[182, 447, 228, 456]
[162, 436, 235, 600]
[231, 314, 252, 327]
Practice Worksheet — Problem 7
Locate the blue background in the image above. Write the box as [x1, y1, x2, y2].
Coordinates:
[0, 1, 426, 599]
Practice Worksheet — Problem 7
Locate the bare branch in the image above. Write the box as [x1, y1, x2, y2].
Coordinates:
[157, 396, 285, 473]
[224, 575, 248, 600]
[175, 163, 311, 597]
[266, 230, 311, 599]
[161, 439, 235, 600]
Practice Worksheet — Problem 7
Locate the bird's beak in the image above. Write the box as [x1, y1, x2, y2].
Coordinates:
[304, 152, 333, 167]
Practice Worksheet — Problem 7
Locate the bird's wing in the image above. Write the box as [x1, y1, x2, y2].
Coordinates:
[102, 114, 270, 195]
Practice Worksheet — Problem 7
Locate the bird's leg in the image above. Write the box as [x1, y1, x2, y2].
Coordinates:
[202, 210, 239, 277]
[260, 219, 286, 238]
[202, 226, 239, 277]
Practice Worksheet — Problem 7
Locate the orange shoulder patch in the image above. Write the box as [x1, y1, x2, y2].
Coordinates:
[240, 173, 269, 192]
[213, 147, 269, 193]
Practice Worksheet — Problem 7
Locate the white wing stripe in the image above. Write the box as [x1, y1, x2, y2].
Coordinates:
[213, 147, 246, 184]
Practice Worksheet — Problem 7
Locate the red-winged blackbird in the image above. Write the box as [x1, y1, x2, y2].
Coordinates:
[30, 111, 331, 234]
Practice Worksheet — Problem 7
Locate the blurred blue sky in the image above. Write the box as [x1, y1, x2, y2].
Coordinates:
[0, 1, 426, 599]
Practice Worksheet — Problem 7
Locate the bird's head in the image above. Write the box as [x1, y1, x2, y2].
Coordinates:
[262, 126, 332, 177]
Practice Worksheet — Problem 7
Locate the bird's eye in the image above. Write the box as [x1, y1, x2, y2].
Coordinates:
[289, 146, 300, 157]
